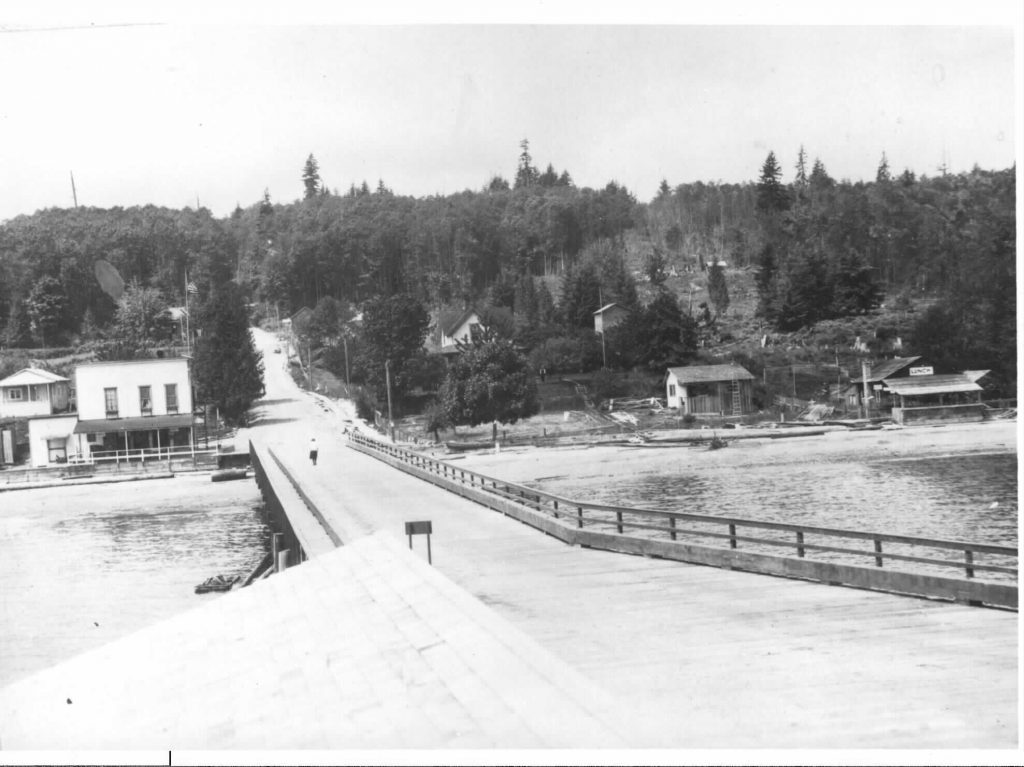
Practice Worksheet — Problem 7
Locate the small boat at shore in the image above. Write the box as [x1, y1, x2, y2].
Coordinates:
[194, 574, 239, 594]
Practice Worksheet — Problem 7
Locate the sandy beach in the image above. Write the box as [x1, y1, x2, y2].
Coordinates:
[451, 419, 1018, 485]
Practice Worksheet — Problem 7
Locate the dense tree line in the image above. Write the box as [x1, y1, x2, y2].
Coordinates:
[0, 143, 1015, 404]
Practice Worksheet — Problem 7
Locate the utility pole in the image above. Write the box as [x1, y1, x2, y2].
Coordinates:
[861, 360, 871, 419]
[343, 335, 350, 386]
[385, 359, 394, 441]
[835, 347, 841, 405]
[70, 171, 78, 208]
[307, 339, 313, 390]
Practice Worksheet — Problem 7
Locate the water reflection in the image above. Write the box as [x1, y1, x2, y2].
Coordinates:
[0, 476, 268, 687]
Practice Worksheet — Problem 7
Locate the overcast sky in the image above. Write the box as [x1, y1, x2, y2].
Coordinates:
[0, 4, 1018, 222]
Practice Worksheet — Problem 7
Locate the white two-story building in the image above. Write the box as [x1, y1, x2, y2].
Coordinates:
[71, 358, 195, 462]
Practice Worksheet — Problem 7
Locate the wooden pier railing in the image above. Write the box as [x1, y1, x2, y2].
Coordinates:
[347, 431, 1018, 609]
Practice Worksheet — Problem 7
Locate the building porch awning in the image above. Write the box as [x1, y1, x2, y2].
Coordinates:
[883, 374, 983, 397]
[73, 414, 195, 435]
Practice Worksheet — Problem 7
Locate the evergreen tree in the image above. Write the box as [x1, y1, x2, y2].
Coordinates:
[809, 158, 834, 190]
[535, 281, 556, 325]
[356, 293, 430, 405]
[302, 154, 321, 200]
[487, 175, 510, 192]
[538, 163, 559, 187]
[794, 145, 808, 188]
[514, 139, 539, 189]
[559, 262, 602, 329]
[644, 250, 668, 287]
[707, 261, 730, 317]
[756, 151, 790, 214]
[605, 255, 640, 311]
[632, 291, 697, 369]
[192, 282, 265, 426]
[664, 224, 683, 252]
[876, 151, 892, 183]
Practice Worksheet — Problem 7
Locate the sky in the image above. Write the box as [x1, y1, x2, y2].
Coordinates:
[0, 2, 1019, 223]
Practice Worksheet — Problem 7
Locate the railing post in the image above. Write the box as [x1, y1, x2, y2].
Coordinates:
[728, 523, 737, 549]
[874, 539, 883, 567]
[553, 499, 559, 519]
[271, 532, 283, 572]
[616, 510, 623, 534]
[964, 549, 975, 579]
[577, 506, 584, 529]
[796, 531, 805, 558]
[669, 515, 677, 541]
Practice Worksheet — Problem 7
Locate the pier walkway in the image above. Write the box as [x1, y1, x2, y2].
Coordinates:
[2, 328, 1016, 752]
[239, 330, 1018, 749]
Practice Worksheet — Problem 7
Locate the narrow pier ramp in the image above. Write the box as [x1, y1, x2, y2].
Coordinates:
[0, 532, 632, 750]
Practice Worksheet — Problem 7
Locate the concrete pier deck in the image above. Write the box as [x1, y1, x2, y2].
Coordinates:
[243, 329, 1018, 749]
[0, 533, 633, 749]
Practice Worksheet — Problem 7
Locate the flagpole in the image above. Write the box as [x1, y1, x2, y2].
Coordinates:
[184, 269, 191, 356]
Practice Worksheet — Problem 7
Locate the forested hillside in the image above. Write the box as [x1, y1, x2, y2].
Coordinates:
[0, 143, 1015, 398]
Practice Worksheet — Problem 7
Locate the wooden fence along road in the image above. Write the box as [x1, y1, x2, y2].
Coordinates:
[347, 431, 1018, 609]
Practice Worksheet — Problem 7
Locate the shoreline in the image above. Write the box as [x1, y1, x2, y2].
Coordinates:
[452, 419, 1018, 484]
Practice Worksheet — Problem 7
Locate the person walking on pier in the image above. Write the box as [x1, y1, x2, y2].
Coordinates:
[309, 437, 319, 466]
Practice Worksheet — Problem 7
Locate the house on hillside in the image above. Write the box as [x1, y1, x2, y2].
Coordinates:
[64, 358, 195, 466]
[439, 308, 486, 356]
[665, 363, 756, 416]
[593, 303, 630, 335]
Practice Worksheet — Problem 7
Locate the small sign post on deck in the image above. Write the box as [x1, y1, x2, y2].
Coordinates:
[405, 520, 433, 564]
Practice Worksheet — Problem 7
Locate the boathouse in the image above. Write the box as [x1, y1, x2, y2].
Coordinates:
[665, 363, 755, 415]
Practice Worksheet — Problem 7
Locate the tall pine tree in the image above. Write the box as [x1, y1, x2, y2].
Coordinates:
[756, 151, 790, 214]
[192, 282, 265, 426]
[302, 154, 322, 200]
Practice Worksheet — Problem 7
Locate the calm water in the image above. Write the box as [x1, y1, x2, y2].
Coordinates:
[530, 453, 1018, 545]
[0, 475, 268, 687]
[528, 452, 1019, 580]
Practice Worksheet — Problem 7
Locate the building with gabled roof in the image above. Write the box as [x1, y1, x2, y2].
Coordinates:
[0, 368, 71, 419]
[593, 303, 630, 335]
[665, 363, 756, 415]
[439, 308, 486, 355]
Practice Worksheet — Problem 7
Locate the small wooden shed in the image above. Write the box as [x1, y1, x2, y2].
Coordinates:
[665, 363, 756, 415]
